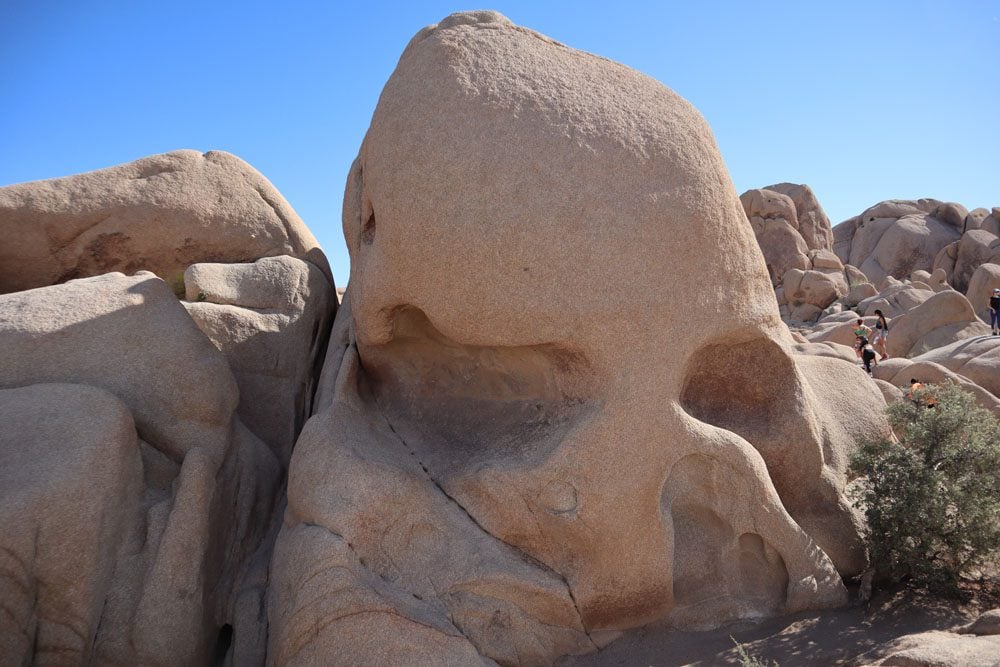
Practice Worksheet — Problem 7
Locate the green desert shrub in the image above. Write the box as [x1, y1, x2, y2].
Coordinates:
[850, 382, 1000, 594]
[731, 637, 777, 667]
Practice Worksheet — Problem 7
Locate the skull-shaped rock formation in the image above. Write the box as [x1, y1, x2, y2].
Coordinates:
[269, 11, 889, 664]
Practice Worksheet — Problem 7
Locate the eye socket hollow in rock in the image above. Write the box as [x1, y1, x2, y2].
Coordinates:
[361, 210, 376, 245]
[359, 306, 596, 479]
[679, 336, 803, 471]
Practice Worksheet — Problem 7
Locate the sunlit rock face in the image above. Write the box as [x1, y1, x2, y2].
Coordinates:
[269, 10, 889, 664]
[0, 151, 336, 666]
[0, 149, 330, 295]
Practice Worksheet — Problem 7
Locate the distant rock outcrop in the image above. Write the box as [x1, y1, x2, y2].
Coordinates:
[832, 199, 963, 285]
[741, 183, 846, 321]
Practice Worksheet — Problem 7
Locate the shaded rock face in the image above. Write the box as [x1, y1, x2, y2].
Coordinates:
[183, 255, 334, 466]
[0, 274, 281, 665]
[270, 11, 889, 664]
[0, 149, 330, 294]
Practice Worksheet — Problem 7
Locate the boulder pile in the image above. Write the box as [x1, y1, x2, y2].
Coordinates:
[0, 152, 335, 665]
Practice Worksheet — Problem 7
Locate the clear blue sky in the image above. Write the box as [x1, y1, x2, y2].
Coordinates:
[2, 1, 997, 288]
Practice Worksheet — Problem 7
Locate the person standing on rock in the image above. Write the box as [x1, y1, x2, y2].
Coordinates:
[990, 288, 1000, 336]
[853, 318, 872, 363]
[873, 309, 890, 360]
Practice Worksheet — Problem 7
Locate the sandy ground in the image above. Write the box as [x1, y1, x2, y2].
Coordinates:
[562, 587, 991, 666]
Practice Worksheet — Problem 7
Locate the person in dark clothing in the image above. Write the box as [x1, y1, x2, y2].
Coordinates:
[861, 342, 878, 375]
[853, 318, 872, 364]
[990, 288, 1000, 336]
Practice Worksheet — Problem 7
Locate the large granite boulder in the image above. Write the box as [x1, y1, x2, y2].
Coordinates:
[911, 336, 1000, 401]
[0, 274, 281, 665]
[869, 629, 1000, 666]
[884, 290, 990, 358]
[0, 383, 143, 664]
[183, 255, 335, 466]
[269, 11, 889, 664]
[741, 187, 810, 283]
[967, 262, 1000, 323]
[832, 199, 963, 285]
[741, 184, 844, 319]
[0, 149, 330, 294]
[950, 229, 1000, 293]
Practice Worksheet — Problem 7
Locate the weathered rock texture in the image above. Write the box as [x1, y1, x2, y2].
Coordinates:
[741, 184, 845, 321]
[832, 199, 963, 285]
[911, 337, 1000, 401]
[269, 11, 889, 664]
[869, 629, 1000, 666]
[183, 255, 335, 465]
[0, 149, 329, 294]
[0, 274, 281, 665]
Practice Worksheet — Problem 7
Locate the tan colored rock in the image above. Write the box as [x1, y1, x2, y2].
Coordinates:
[810, 248, 843, 271]
[984, 208, 1000, 236]
[741, 189, 810, 284]
[831, 199, 963, 285]
[857, 282, 934, 318]
[912, 337, 1000, 400]
[821, 301, 844, 318]
[933, 201, 969, 228]
[792, 340, 857, 364]
[272, 11, 889, 663]
[790, 302, 823, 322]
[928, 267, 952, 292]
[767, 183, 834, 251]
[967, 262, 1000, 323]
[874, 378, 904, 404]
[0, 383, 143, 665]
[873, 630, 1000, 666]
[932, 240, 959, 281]
[183, 255, 336, 465]
[847, 282, 878, 304]
[952, 229, 1000, 293]
[965, 207, 991, 231]
[0, 149, 329, 294]
[0, 273, 281, 666]
[0, 272, 235, 462]
[844, 263, 868, 287]
[961, 608, 1000, 636]
[886, 290, 990, 357]
[740, 185, 837, 292]
[784, 269, 844, 312]
[872, 359, 1000, 413]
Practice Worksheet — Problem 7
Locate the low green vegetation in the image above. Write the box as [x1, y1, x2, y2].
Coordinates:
[731, 637, 777, 667]
[850, 382, 1000, 595]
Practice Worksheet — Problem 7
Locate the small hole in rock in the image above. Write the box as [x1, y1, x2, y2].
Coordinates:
[362, 211, 376, 245]
[211, 624, 233, 666]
